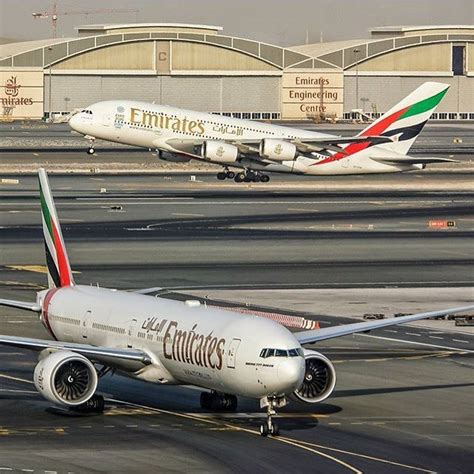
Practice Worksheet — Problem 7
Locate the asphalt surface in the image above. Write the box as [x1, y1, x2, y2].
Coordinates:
[0, 174, 473, 473]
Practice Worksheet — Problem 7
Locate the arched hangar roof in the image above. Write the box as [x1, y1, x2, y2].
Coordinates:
[290, 25, 474, 70]
[0, 23, 335, 71]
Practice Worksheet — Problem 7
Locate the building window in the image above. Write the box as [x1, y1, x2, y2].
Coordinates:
[438, 113, 448, 120]
[232, 113, 242, 119]
[448, 113, 458, 120]
[459, 113, 468, 120]
[452, 45, 465, 76]
[271, 113, 280, 120]
[469, 113, 474, 120]
[430, 113, 438, 120]
[261, 113, 271, 120]
[252, 113, 261, 119]
[242, 113, 251, 119]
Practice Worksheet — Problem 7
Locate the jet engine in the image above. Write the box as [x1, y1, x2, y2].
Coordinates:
[201, 140, 239, 163]
[259, 139, 297, 161]
[292, 350, 336, 404]
[33, 351, 98, 407]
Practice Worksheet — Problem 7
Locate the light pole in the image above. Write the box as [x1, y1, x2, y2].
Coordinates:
[353, 48, 360, 113]
[47, 46, 53, 122]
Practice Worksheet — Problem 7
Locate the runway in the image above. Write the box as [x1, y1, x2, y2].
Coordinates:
[0, 174, 473, 473]
[1, 175, 473, 289]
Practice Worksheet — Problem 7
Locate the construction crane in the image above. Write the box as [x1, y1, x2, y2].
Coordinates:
[32, 2, 139, 38]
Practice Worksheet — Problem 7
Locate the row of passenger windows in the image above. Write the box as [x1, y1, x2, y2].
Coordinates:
[137, 331, 164, 342]
[92, 322, 126, 334]
[259, 348, 304, 358]
[123, 120, 283, 137]
[50, 314, 80, 326]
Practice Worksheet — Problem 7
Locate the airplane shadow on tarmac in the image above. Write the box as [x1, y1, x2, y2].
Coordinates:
[332, 382, 474, 398]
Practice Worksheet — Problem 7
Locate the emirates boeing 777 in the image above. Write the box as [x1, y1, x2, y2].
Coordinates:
[69, 82, 454, 182]
[0, 169, 471, 436]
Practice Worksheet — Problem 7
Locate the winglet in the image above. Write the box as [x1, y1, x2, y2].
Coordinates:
[38, 169, 74, 288]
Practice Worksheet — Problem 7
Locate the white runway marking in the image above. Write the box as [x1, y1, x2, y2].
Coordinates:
[406, 332, 421, 337]
[360, 334, 474, 353]
[452, 339, 469, 343]
[0, 389, 36, 394]
[0, 373, 34, 384]
[171, 213, 205, 217]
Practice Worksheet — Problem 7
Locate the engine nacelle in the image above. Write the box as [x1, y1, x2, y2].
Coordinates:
[291, 350, 336, 404]
[33, 351, 98, 407]
[259, 139, 297, 161]
[201, 140, 239, 164]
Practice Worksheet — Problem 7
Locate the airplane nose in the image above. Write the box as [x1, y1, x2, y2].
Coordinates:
[68, 113, 81, 131]
[277, 359, 305, 391]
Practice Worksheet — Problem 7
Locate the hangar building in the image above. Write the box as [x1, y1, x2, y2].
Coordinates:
[0, 23, 472, 121]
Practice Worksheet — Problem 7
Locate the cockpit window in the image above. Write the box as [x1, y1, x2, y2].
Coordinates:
[289, 348, 304, 357]
[81, 109, 93, 115]
[259, 348, 303, 358]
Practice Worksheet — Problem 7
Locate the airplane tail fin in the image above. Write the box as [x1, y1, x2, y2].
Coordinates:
[38, 168, 74, 289]
[358, 82, 450, 155]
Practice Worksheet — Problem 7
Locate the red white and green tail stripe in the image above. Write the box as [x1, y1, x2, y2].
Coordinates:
[312, 82, 450, 166]
[39, 168, 74, 288]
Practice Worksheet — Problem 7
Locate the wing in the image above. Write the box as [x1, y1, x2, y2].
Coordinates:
[0, 298, 41, 312]
[0, 334, 152, 371]
[163, 135, 395, 159]
[294, 305, 474, 345]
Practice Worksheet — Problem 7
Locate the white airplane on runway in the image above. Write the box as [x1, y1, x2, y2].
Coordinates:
[69, 82, 455, 183]
[0, 169, 471, 436]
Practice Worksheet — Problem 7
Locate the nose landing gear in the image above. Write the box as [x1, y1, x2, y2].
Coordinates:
[259, 395, 286, 436]
[85, 135, 96, 155]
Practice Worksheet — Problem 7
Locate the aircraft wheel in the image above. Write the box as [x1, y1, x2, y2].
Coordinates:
[234, 172, 245, 183]
[261, 175, 270, 183]
[260, 423, 269, 437]
[252, 174, 261, 183]
[217, 172, 227, 180]
[270, 422, 280, 436]
[200, 392, 212, 410]
[228, 395, 238, 412]
[87, 148, 95, 155]
[226, 171, 235, 179]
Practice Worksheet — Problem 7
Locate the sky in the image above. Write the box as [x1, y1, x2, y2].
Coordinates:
[0, 0, 473, 45]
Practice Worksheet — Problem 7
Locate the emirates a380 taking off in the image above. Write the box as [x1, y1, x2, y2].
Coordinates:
[69, 82, 454, 182]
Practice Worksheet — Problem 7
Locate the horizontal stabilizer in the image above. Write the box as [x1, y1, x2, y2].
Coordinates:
[0, 298, 41, 312]
[371, 155, 458, 166]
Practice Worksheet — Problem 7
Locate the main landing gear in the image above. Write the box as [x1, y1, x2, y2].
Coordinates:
[216, 168, 236, 180]
[200, 390, 238, 411]
[215, 169, 270, 183]
[259, 395, 287, 437]
[233, 170, 270, 183]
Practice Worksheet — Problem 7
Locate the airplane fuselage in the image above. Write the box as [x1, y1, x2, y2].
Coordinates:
[37, 285, 305, 399]
[69, 101, 420, 175]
